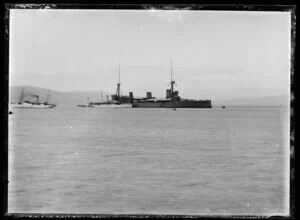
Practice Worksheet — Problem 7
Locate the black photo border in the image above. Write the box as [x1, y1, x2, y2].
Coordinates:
[2, 3, 297, 219]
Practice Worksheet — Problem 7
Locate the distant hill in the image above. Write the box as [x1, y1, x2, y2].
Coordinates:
[9, 86, 112, 107]
[214, 94, 290, 107]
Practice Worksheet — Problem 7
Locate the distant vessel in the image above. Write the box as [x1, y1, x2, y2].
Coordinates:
[91, 65, 132, 108]
[132, 60, 212, 108]
[77, 97, 94, 108]
[10, 88, 57, 109]
[78, 105, 94, 108]
[77, 104, 94, 108]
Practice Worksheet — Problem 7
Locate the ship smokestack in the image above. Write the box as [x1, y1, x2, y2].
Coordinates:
[129, 92, 134, 103]
[146, 92, 152, 99]
[166, 89, 171, 98]
[129, 92, 133, 99]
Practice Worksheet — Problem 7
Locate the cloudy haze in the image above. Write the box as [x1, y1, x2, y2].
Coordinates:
[9, 9, 291, 101]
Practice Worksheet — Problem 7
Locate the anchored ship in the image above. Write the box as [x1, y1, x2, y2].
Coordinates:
[91, 65, 132, 108]
[10, 88, 57, 109]
[132, 60, 212, 108]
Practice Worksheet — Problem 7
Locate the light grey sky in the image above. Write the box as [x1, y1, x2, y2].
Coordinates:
[9, 9, 291, 100]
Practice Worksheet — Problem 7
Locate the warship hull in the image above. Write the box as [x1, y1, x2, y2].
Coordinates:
[132, 100, 211, 108]
[92, 103, 132, 108]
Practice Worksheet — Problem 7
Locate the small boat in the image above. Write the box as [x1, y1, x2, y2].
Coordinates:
[77, 97, 94, 108]
[77, 104, 94, 108]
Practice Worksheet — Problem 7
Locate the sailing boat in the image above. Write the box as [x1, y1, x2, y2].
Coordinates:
[10, 88, 57, 108]
[91, 65, 132, 108]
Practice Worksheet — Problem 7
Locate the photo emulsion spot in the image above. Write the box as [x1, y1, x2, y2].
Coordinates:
[6, 5, 293, 217]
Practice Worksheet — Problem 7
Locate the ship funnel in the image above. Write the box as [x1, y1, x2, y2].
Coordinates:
[166, 89, 171, 98]
[146, 92, 152, 99]
[129, 92, 133, 99]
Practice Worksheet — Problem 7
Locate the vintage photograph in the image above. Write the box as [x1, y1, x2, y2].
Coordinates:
[7, 5, 292, 216]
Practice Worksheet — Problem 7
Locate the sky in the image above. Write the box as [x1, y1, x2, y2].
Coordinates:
[9, 9, 291, 101]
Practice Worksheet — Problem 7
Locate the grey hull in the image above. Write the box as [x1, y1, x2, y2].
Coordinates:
[132, 101, 212, 108]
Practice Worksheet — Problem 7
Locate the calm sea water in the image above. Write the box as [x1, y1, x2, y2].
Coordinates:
[8, 106, 290, 215]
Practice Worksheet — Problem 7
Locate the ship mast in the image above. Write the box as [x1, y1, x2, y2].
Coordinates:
[171, 59, 173, 83]
[35, 95, 40, 103]
[170, 59, 175, 95]
[19, 87, 24, 104]
[45, 90, 50, 104]
[116, 64, 121, 99]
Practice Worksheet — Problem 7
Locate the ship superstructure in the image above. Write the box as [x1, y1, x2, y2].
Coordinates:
[90, 65, 132, 108]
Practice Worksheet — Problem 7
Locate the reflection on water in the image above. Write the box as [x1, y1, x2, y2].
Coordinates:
[8, 107, 289, 215]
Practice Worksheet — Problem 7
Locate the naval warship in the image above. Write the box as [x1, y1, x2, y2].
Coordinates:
[132, 60, 212, 108]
